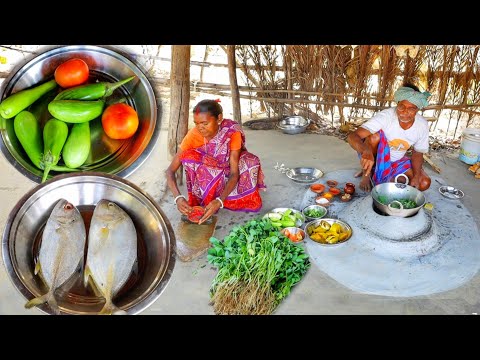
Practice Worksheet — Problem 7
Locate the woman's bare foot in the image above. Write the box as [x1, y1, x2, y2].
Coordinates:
[359, 175, 372, 192]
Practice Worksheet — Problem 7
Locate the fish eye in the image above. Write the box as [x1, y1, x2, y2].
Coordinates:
[108, 203, 115, 208]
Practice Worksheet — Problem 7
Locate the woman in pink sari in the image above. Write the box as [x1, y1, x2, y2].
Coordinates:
[166, 99, 266, 224]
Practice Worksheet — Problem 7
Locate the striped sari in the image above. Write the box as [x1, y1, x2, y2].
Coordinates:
[179, 119, 266, 212]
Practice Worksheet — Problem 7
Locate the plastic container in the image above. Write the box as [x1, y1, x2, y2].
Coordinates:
[459, 128, 480, 164]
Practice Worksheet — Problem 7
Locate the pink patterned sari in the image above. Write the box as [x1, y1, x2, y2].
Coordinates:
[179, 119, 266, 212]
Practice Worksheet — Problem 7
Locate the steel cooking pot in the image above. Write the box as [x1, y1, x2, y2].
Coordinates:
[371, 174, 426, 217]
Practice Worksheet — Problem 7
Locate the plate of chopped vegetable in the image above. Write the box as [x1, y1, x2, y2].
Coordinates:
[263, 207, 305, 229]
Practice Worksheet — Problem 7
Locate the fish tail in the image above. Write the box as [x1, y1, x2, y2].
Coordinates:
[99, 300, 126, 315]
[24, 290, 60, 314]
[25, 294, 49, 309]
[83, 265, 92, 288]
[34, 261, 41, 275]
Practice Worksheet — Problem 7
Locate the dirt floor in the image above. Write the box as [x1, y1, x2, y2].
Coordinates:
[2, 124, 479, 315]
[1, 81, 479, 315]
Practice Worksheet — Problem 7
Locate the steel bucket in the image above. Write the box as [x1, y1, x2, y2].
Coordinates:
[371, 174, 426, 217]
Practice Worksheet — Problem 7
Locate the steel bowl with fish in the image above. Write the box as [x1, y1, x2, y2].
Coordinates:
[2, 172, 175, 315]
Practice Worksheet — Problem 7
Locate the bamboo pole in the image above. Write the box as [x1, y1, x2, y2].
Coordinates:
[284, 46, 294, 115]
[227, 45, 242, 126]
[168, 45, 191, 185]
[199, 45, 210, 83]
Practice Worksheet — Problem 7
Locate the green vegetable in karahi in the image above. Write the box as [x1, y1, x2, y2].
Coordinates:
[390, 199, 417, 209]
[378, 195, 417, 209]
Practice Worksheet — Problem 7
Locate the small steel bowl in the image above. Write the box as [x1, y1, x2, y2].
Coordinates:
[277, 116, 310, 135]
[0, 45, 159, 183]
[2, 172, 175, 315]
[281, 227, 306, 244]
[302, 204, 328, 222]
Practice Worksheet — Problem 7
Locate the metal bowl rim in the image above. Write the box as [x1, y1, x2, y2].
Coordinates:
[1, 171, 176, 315]
[278, 116, 310, 126]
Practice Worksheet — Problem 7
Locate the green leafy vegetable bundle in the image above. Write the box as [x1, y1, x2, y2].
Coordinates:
[207, 218, 310, 315]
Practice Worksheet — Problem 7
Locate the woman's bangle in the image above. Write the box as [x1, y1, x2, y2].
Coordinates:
[215, 197, 224, 209]
[174, 195, 186, 204]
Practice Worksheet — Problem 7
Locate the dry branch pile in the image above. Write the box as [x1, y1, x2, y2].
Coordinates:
[232, 45, 480, 141]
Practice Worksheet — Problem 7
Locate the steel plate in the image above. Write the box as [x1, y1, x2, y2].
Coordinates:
[439, 185, 465, 199]
[286, 167, 323, 183]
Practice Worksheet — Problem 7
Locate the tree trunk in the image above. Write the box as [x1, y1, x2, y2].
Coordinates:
[284, 46, 294, 115]
[168, 45, 191, 184]
[227, 45, 242, 125]
[199, 45, 210, 83]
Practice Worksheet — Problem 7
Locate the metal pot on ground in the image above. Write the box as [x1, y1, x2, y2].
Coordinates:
[371, 174, 426, 217]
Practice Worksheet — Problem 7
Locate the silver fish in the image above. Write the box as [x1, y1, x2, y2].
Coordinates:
[25, 199, 86, 314]
[84, 199, 137, 315]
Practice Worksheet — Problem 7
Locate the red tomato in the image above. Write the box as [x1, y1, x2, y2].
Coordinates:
[101, 103, 139, 140]
[188, 206, 205, 223]
[54, 58, 89, 88]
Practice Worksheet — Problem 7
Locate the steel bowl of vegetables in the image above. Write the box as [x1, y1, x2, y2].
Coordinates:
[263, 207, 305, 230]
[306, 218, 352, 246]
[281, 227, 306, 244]
[0, 45, 159, 183]
[302, 204, 327, 222]
[371, 174, 426, 217]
